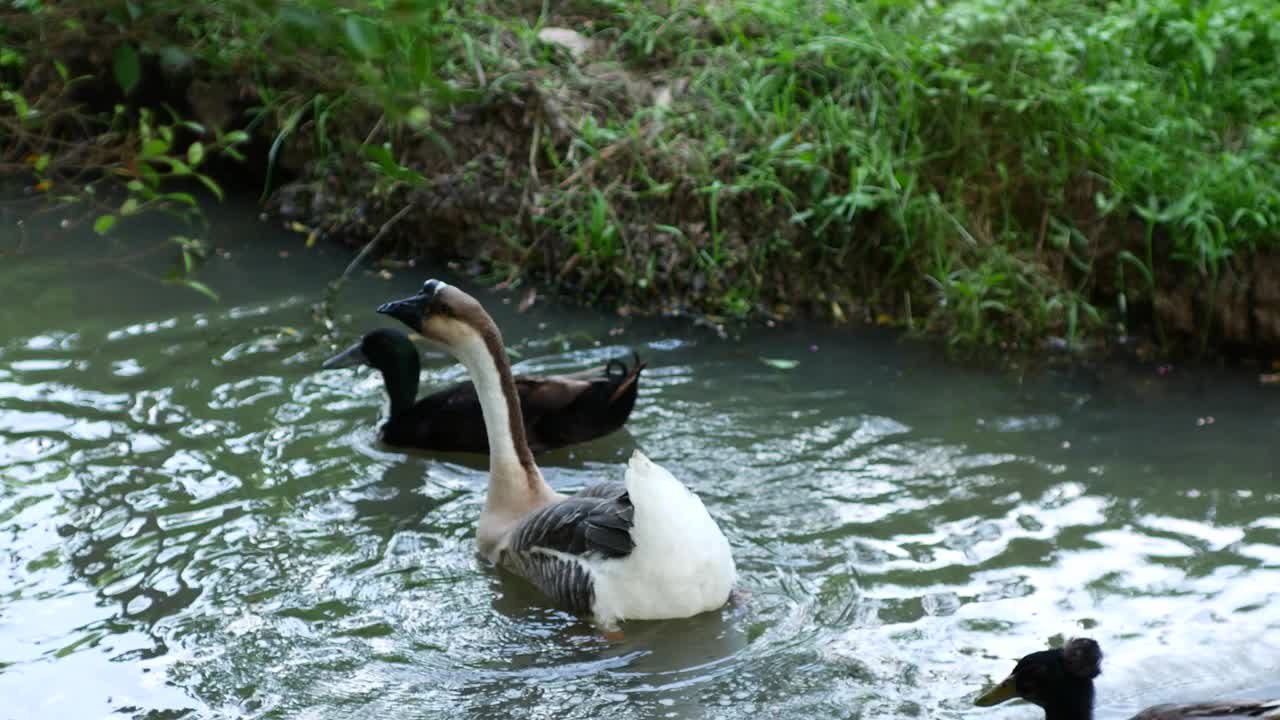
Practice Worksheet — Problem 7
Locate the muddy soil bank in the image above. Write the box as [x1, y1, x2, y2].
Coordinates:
[7, 18, 1280, 367]
[259, 88, 1280, 367]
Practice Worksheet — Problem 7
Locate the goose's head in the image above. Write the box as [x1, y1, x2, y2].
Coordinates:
[975, 638, 1102, 716]
[377, 280, 493, 349]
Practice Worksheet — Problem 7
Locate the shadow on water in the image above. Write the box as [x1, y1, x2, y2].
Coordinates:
[1, 201, 1279, 719]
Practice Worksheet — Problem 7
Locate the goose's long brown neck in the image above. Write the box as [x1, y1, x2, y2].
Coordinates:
[452, 320, 540, 489]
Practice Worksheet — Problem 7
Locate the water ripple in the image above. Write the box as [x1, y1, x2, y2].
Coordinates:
[1, 240, 1279, 719]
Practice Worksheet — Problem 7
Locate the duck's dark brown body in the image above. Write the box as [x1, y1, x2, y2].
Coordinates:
[324, 328, 644, 455]
[382, 358, 644, 454]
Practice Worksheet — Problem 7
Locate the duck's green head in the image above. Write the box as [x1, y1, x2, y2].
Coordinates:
[323, 327, 422, 417]
[974, 638, 1102, 717]
[322, 327, 419, 373]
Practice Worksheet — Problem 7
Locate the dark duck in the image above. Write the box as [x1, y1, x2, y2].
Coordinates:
[974, 638, 1280, 720]
[323, 327, 644, 454]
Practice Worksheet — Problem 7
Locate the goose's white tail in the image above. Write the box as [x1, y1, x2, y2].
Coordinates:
[589, 450, 736, 626]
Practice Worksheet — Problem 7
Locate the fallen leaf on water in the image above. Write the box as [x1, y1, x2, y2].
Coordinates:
[760, 357, 799, 370]
[876, 313, 893, 326]
[517, 287, 537, 313]
[1260, 373, 1280, 385]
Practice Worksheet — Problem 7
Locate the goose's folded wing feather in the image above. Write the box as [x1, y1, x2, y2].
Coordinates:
[574, 480, 627, 500]
[499, 492, 635, 614]
[508, 493, 635, 559]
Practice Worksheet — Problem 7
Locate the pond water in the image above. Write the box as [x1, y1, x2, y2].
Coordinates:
[2, 202, 1279, 720]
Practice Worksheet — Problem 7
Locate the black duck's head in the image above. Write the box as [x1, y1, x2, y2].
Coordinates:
[975, 638, 1102, 718]
[322, 327, 422, 418]
[376, 279, 493, 348]
[322, 327, 419, 376]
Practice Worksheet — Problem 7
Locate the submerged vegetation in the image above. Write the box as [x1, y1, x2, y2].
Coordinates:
[3, 0, 1279, 356]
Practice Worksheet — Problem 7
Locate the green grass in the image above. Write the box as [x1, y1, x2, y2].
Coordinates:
[3, 0, 1279, 353]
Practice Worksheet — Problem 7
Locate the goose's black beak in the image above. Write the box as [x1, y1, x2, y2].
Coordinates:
[322, 340, 369, 370]
[377, 293, 430, 331]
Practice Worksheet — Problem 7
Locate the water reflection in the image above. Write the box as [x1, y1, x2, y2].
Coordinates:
[1, 215, 1278, 719]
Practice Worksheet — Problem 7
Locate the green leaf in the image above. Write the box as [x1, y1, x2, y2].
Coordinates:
[141, 138, 169, 158]
[120, 197, 140, 216]
[2, 90, 30, 120]
[112, 43, 141, 95]
[410, 40, 434, 84]
[0, 48, 24, 68]
[1117, 250, 1154, 286]
[224, 130, 250, 145]
[361, 143, 397, 171]
[163, 192, 197, 206]
[159, 46, 192, 71]
[155, 156, 191, 175]
[187, 141, 205, 166]
[759, 357, 799, 370]
[407, 106, 430, 128]
[94, 214, 117, 235]
[1197, 42, 1214, 75]
[262, 106, 303, 204]
[195, 173, 223, 201]
[34, 154, 49, 173]
[344, 15, 380, 57]
[183, 280, 219, 301]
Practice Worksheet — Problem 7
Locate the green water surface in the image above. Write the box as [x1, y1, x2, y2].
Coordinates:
[1, 205, 1278, 719]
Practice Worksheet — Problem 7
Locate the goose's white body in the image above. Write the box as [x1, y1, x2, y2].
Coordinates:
[585, 451, 736, 626]
[379, 280, 736, 628]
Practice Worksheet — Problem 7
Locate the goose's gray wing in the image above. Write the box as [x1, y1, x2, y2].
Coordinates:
[499, 490, 635, 615]
[574, 480, 627, 500]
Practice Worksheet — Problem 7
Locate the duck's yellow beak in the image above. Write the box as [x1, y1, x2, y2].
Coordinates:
[974, 674, 1019, 707]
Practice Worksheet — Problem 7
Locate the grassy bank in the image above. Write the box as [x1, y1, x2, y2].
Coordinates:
[3, 0, 1280, 357]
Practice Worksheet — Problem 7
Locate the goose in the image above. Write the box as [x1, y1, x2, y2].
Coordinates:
[322, 327, 645, 454]
[376, 279, 736, 628]
[974, 637, 1280, 720]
